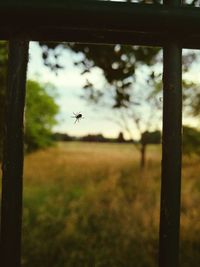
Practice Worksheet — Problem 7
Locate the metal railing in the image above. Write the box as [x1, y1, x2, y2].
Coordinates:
[0, 1, 196, 266]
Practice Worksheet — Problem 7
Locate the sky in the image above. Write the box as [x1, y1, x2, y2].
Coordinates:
[27, 42, 200, 140]
[27, 42, 122, 139]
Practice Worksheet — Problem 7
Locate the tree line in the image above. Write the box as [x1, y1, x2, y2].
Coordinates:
[1, 33, 200, 168]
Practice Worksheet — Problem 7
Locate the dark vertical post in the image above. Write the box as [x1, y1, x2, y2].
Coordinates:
[159, 1, 182, 267]
[0, 40, 29, 267]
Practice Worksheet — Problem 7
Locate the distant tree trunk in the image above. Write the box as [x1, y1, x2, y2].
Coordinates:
[140, 144, 146, 169]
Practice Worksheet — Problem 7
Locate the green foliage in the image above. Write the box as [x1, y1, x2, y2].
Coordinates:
[182, 126, 200, 155]
[72, 44, 159, 108]
[141, 130, 161, 146]
[25, 80, 59, 152]
[182, 80, 200, 117]
[40, 41, 159, 108]
[0, 43, 59, 157]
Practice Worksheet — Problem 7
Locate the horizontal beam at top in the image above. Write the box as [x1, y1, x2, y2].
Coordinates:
[0, 1, 200, 48]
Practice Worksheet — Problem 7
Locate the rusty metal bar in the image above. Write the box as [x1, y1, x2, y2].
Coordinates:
[0, 1, 200, 48]
[159, 0, 182, 266]
[0, 40, 29, 267]
[0, 1, 199, 34]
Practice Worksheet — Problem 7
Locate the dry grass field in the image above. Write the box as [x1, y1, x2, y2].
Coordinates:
[21, 142, 199, 267]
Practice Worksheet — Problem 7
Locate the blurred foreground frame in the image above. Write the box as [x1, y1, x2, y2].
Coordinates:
[0, 0, 197, 266]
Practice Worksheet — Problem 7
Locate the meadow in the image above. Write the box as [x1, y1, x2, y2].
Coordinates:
[22, 142, 200, 267]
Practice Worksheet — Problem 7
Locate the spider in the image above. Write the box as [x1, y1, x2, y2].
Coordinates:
[71, 112, 84, 123]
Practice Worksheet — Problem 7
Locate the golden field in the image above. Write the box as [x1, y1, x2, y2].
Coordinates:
[20, 142, 200, 266]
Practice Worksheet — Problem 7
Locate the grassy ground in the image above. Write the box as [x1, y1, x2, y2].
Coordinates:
[22, 142, 199, 267]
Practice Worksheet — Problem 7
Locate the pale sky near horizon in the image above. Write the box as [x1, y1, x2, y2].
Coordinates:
[27, 42, 124, 139]
[27, 42, 200, 140]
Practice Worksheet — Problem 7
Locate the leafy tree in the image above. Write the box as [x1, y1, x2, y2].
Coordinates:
[25, 80, 59, 152]
[40, 40, 162, 169]
[2, 1, 198, 161]
[40, 42, 159, 107]
[0, 47, 59, 157]
[0, 41, 59, 156]
[182, 126, 200, 156]
[39, 1, 199, 107]
[40, 40, 200, 168]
